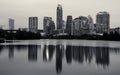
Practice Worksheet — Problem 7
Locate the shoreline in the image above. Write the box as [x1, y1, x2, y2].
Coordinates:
[1, 39, 120, 48]
[2, 38, 120, 42]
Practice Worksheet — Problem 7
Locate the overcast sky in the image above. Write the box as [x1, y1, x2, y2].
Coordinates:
[0, 0, 120, 29]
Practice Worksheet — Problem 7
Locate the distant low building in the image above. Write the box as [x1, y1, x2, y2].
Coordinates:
[110, 27, 120, 34]
[115, 27, 120, 34]
[9, 18, 14, 30]
[0, 26, 2, 29]
[18, 28, 29, 32]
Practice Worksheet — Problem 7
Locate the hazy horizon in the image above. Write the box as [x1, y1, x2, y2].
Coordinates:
[0, 0, 120, 29]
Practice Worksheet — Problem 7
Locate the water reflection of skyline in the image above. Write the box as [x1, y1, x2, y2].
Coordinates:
[28, 45, 37, 61]
[0, 44, 120, 74]
[8, 45, 14, 59]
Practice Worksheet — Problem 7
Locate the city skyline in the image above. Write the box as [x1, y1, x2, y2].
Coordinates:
[0, 0, 120, 29]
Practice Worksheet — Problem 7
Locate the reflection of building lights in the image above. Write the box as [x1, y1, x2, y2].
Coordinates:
[60, 45, 62, 49]
[46, 49, 49, 60]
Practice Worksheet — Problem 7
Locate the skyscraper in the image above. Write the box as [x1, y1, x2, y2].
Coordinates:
[87, 15, 96, 34]
[43, 17, 52, 34]
[57, 4, 63, 31]
[9, 18, 14, 30]
[66, 15, 72, 35]
[43, 17, 55, 35]
[29, 17, 38, 33]
[72, 16, 90, 36]
[96, 11, 110, 33]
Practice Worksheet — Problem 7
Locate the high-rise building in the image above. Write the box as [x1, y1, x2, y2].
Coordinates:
[43, 17, 55, 35]
[66, 15, 72, 35]
[29, 17, 38, 33]
[57, 4, 63, 31]
[72, 18, 80, 36]
[43, 17, 52, 34]
[72, 16, 93, 36]
[96, 11, 110, 33]
[49, 21, 55, 35]
[87, 15, 96, 34]
[9, 18, 14, 30]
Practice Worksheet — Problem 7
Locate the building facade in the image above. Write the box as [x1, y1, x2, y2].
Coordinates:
[66, 15, 72, 35]
[43, 17, 52, 34]
[48, 20, 55, 35]
[9, 18, 14, 30]
[72, 16, 88, 36]
[43, 17, 55, 35]
[18, 28, 29, 32]
[96, 11, 110, 33]
[87, 15, 96, 34]
[57, 4, 63, 31]
[72, 16, 95, 36]
[29, 17, 38, 33]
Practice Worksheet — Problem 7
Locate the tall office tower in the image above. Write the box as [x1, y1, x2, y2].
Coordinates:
[49, 21, 55, 35]
[66, 15, 72, 35]
[43, 17, 52, 34]
[87, 15, 96, 34]
[9, 18, 14, 30]
[57, 4, 63, 31]
[72, 16, 90, 36]
[43, 17, 55, 35]
[29, 17, 38, 33]
[96, 11, 110, 33]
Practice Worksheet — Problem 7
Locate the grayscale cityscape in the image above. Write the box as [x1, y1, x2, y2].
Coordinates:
[0, 4, 119, 38]
[0, 0, 120, 75]
[0, 4, 116, 36]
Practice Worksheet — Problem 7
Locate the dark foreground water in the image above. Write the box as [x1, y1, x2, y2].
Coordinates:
[0, 40, 120, 75]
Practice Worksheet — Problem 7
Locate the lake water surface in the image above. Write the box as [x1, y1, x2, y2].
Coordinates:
[0, 39, 120, 75]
